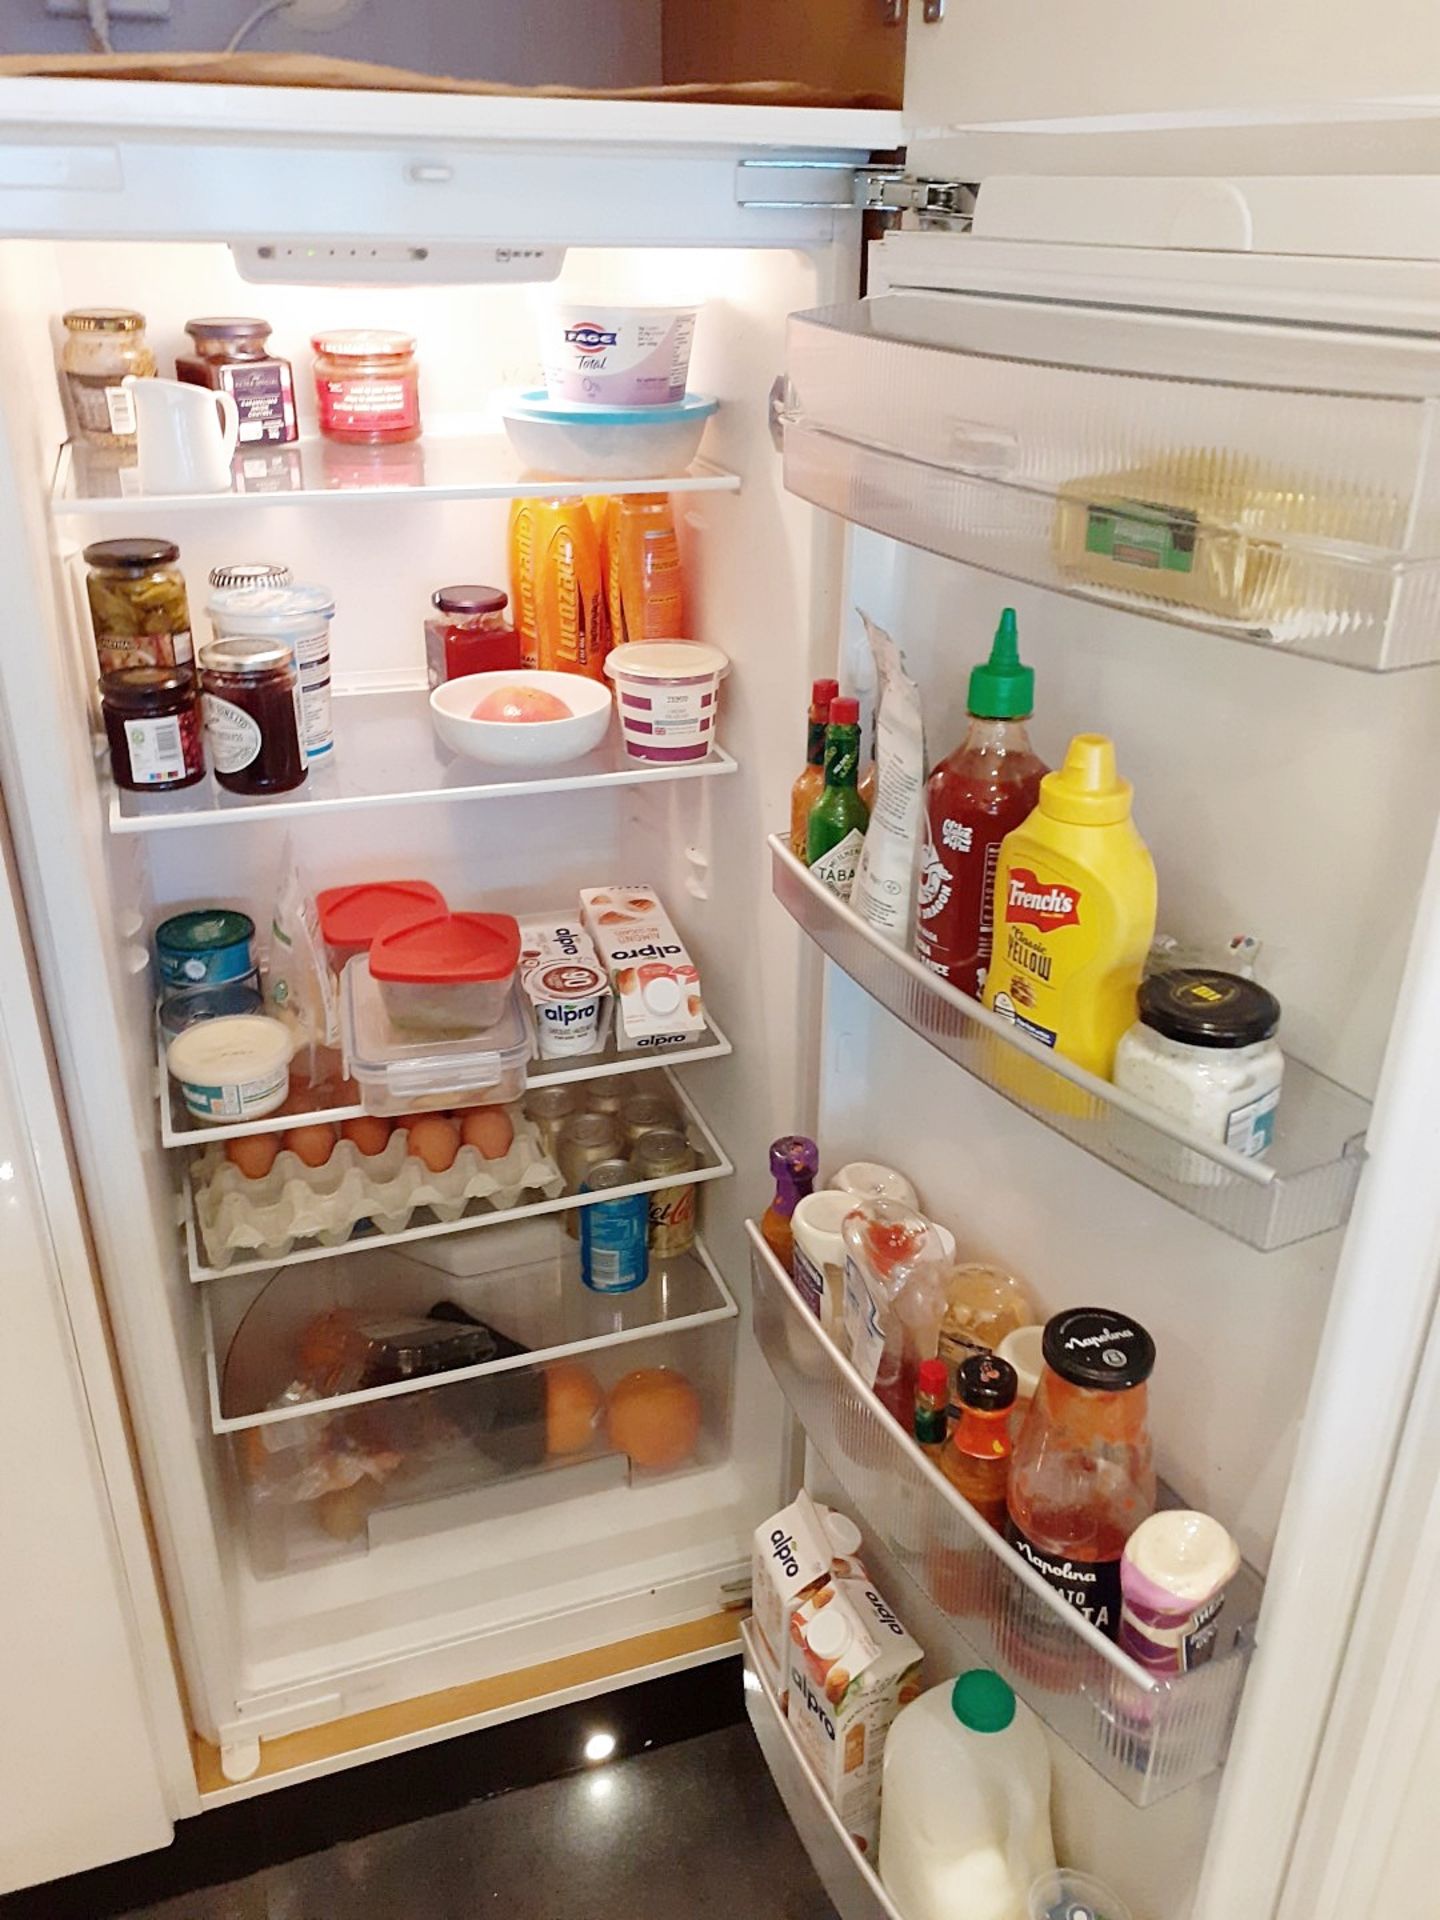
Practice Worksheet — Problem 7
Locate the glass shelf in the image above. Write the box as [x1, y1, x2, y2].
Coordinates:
[111, 687, 736, 834]
[747, 1224, 1263, 1808]
[53, 434, 741, 516]
[782, 299, 1440, 671]
[769, 836, 1368, 1252]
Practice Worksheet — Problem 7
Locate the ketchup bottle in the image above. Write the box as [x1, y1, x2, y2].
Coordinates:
[915, 608, 1047, 999]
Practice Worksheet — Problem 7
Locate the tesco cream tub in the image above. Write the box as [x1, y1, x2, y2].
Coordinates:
[604, 642, 728, 765]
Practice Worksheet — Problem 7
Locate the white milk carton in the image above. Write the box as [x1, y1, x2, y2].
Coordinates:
[580, 885, 705, 1051]
[787, 1576, 923, 1856]
[751, 1491, 867, 1706]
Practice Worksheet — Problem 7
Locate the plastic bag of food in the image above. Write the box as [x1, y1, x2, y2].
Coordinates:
[265, 839, 339, 1065]
[851, 613, 925, 945]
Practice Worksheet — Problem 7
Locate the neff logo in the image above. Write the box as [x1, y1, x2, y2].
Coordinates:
[769, 1528, 801, 1579]
[796, 1672, 835, 1741]
[1005, 868, 1081, 934]
[866, 1590, 906, 1637]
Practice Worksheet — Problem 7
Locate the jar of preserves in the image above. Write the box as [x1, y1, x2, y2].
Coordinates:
[84, 539, 193, 675]
[175, 317, 297, 446]
[425, 585, 520, 688]
[61, 308, 156, 448]
[198, 635, 307, 795]
[100, 667, 205, 792]
[311, 330, 420, 445]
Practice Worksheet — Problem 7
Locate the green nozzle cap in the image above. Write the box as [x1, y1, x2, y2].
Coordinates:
[951, 1669, 1016, 1733]
[967, 607, 1034, 720]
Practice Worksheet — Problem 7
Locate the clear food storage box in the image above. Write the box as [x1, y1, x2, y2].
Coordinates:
[342, 957, 532, 1115]
[204, 1222, 738, 1571]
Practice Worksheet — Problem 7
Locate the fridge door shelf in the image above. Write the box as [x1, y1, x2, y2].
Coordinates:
[157, 1008, 734, 1148]
[110, 686, 737, 835]
[741, 1618, 904, 1920]
[184, 1065, 733, 1280]
[782, 298, 1440, 672]
[770, 836, 1368, 1252]
[747, 1223, 1263, 1808]
[204, 1222, 738, 1575]
[52, 434, 741, 517]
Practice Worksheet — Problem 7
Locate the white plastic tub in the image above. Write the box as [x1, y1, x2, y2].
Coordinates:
[604, 642, 728, 764]
[166, 1013, 292, 1124]
[501, 391, 717, 481]
[541, 304, 697, 407]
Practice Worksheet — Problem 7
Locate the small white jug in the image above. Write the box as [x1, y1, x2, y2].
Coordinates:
[124, 375, 238, 494]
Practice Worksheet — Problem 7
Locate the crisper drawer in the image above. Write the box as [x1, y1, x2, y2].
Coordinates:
[783, 294, 1440, 670]
[746, 1223, 1261, 1809]
[205, 1218, 736, 1574]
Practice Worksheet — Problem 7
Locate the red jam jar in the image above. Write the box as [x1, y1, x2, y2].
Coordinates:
[425, 585, 521, 688]
[311, 330, 420, 445]
[198, 635, 307, 795]
[100, 667, 206, 791]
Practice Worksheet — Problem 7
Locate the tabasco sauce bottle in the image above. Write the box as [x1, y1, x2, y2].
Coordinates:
[806, 697, 869, 899]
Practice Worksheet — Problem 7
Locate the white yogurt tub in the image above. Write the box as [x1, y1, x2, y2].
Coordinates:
[604, 641, 728, 765]
[166, 1014, 292, 1123]
[526, 958, 611, 1059]
[542, 304, 698, 407]
[792, 1188, 856, 1337]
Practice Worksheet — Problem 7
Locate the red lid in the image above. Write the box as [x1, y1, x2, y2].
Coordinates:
[811, 677, 839, 711]
[829, 697, 859, 726]
[317, 881, 446, 952]
[368, 911, 521, 986]
[918, 1358, 949, 1398]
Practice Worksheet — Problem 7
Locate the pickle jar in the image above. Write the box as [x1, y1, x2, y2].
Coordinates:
[61, 308, 156, 449]
[83, 538, 193, 677]
[198, 635, 307, 796]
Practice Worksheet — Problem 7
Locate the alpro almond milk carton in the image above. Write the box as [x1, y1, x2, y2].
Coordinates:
[580, 886, 704, 1051]
[787, 1577, 922, 1855]
[751, 1491, 867, 1706]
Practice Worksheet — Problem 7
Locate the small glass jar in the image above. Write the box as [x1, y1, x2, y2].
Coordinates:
[61, 308, 156, 448]
[311, 330, 420, 446]
[84, 539, 193, 675]
[198, 635, 307, 795]
[425, 585, 520, 688]
[100, 667, 206, 792]
[176, 316, 297, 446]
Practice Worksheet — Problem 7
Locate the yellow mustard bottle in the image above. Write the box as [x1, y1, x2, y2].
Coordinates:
[981, 734, 1157, 1079]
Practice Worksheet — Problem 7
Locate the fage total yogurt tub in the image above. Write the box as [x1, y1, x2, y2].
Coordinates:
[542, 303, 698, 407]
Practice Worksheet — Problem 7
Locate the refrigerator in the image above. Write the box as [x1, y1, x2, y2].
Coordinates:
[2, 8, 1440, 1913]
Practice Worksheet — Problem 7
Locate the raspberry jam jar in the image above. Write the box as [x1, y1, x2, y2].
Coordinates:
[100, 667, 206, 791]
[198, 635, 307, 795]
[424, 585, 521, 687]
[311, 330, 420, 445]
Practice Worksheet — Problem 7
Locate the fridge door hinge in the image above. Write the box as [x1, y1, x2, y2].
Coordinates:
[733, 160, 973, 228]
[857, 169, 974, 226]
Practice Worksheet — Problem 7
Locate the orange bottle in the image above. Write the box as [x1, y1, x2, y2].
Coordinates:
[605, 493, 687, 645]
[940, 1352, 1017, 1534]
[535, 499, 610, 679]
[507, 498, 542, 668]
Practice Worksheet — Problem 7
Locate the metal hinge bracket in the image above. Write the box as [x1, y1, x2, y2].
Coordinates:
[857, 169, 973, 223]
[735, 159, 972, 225]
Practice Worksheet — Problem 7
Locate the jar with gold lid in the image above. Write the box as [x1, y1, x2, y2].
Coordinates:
[61, 309, 156, 448]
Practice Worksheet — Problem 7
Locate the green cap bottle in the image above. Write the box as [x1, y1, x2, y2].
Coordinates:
[967, 607, 1034, 720]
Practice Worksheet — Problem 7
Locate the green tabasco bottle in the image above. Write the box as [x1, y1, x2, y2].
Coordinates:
[806, 695, 870, 899]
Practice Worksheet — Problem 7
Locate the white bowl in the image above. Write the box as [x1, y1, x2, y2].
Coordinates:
[430, 671, 613, 767]
[500, 391, 718, 481]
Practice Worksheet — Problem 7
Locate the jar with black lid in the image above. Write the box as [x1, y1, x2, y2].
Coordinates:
[198, 635, 306, 795]
[176, 317, 297, 446]
[84, 538, 192, 676]
[100, 667, 206, 791]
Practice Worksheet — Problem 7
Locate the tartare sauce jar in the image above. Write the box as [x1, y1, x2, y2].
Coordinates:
[1114, 968, 1283, 1181]
[311, 330, 420, 445]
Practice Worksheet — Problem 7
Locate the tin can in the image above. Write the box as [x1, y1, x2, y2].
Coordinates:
[558, 1111, 625, 1238]
[525, 1083, 582, 1159]
[620, 1089, 683, 1153]
[583, 1074, 628, 1118]
[632, 1126, 698, 1256]
[579, 1159, 649, 1294]
[155, 908, 256, 989]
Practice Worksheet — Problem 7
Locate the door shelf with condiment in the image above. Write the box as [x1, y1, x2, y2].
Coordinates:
[205, 1219, 738, 1575]
[782, 297, 1440, 672]
[770, 836, 1368, 1252]
[746, 1223, 1263, 1809]
[184, 1065, 732, 1282]
[52, 435, 742, 517]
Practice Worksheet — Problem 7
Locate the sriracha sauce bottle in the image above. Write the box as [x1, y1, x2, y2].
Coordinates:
[915, 608, 1047, 1000]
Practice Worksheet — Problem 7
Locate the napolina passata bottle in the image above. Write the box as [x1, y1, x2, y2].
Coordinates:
[915, 608, 1047, 999]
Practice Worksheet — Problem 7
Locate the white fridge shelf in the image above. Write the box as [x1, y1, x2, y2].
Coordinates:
[782, 298, 1440, 672]
[747, 1223, 1263, 1808]
[741, 1619, 904, 1920]
[110, 688, 737, 834]
[53, 434, 741, 516]
[770, 836, 1368, 1252]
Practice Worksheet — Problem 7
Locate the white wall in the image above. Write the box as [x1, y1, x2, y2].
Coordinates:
[3, 0, 663, 90]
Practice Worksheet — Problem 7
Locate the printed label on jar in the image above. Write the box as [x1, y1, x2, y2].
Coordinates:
[202, 693, 263, 773]
[181, 1063, 287, 1120]
[1225, 1085, 1280, 1158]
[220, 361, 297, 445]
[66, 373, 126, 436]
[105, 381, 137, 437]
[124, 715, 189, 786]
[1006, 1523, 1123, 1636]
[320, 376, 418, 431]
[96, 629, 192, 675]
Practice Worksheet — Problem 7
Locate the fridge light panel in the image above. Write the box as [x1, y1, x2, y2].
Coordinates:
[232, 241, 566, 287]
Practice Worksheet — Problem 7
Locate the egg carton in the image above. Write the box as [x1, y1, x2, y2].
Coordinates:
[191, 1109, 564, 1270]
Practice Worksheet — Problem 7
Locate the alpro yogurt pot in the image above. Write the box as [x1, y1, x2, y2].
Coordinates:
[526, 958, 610, 1058]
[542, 304, 697, 407]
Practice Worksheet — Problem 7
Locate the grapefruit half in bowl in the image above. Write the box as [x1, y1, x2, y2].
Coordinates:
[430, 669, 613, 767]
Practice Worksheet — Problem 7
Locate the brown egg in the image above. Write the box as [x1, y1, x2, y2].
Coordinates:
[406, 1114, 460, 1173]
[225, 1132, 280, 1180]
[282, 1122, 339, 1168]
[459, 1106, 515, 1161]
[341, 1115, 393, 1157]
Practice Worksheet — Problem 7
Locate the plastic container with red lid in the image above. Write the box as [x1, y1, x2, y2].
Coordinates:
[368, 910, 521, 1035]
[316, 880, 447, 972]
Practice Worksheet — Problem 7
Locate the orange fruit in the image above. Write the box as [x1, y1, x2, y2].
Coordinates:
[607, 1367, 702, 1471]
[545, 1361, 605, 1457]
